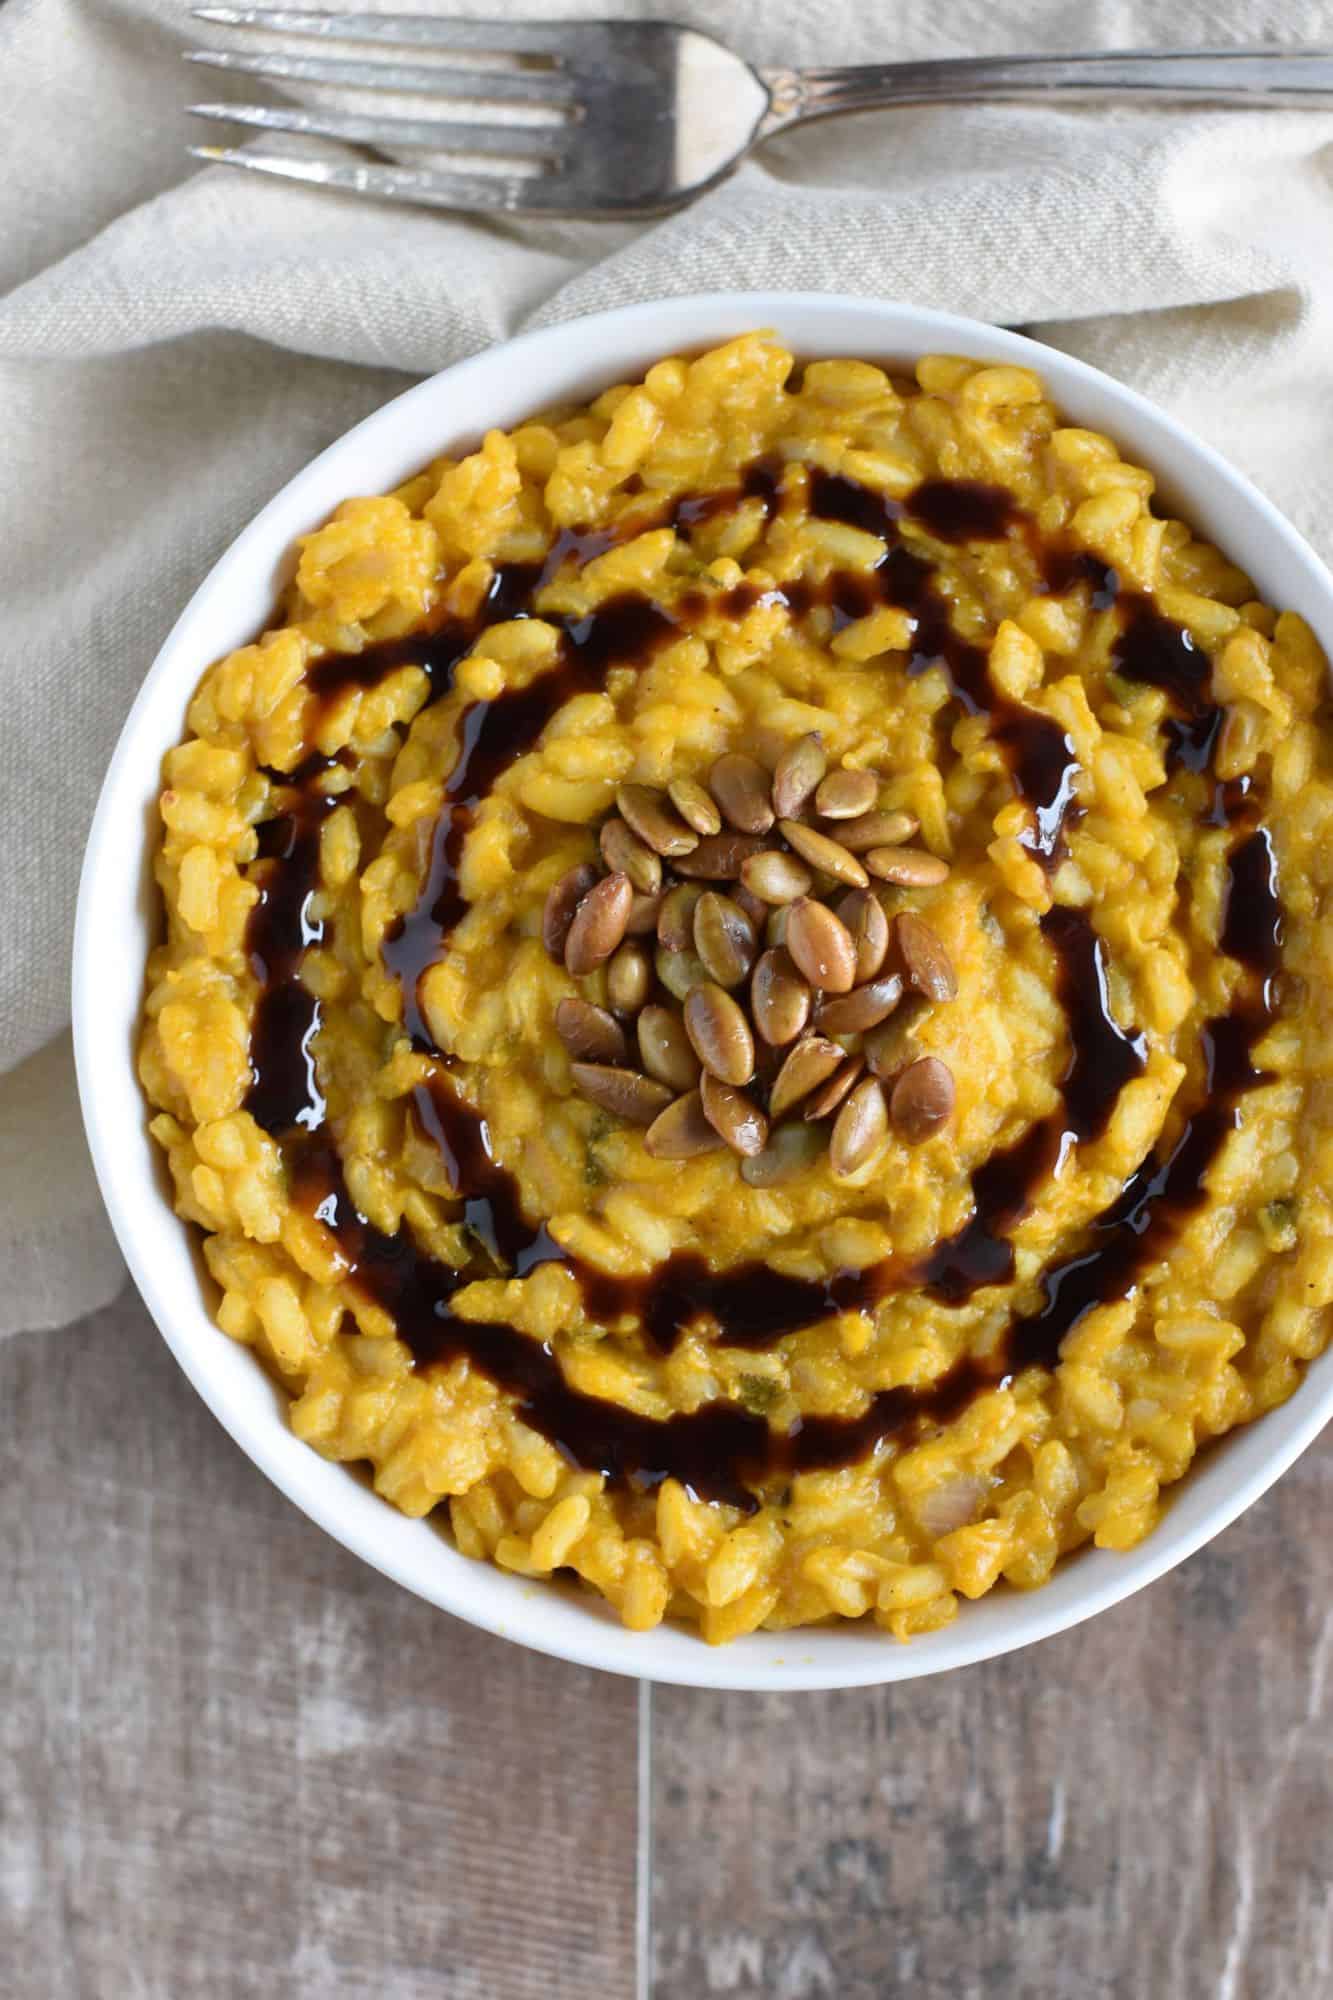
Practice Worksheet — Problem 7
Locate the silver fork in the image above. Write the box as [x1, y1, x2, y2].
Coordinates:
[186, 13, 1333, 219]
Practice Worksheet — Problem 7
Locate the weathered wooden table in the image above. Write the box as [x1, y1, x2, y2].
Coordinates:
[4, 1288, 1331, 1998]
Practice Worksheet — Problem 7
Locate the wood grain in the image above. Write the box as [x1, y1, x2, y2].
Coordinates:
[0, 1290, 639, 2000]
[10, 1286, 1333, 1999]
[650, 1442, 1333, 2000]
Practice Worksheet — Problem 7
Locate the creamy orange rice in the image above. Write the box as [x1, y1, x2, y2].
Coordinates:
[139, 333, 1333, 1642]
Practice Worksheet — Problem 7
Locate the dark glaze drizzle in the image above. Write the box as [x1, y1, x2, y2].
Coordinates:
[287, 823, 1274, 1509]
[908, 477, 1023, 543]
[374, 464, 789, 1046]
[380, 593, 682, 1049]
[305, 560, 545, 713]
[806, 472, 1021, 546]
[235, 456, 1287, 1506]
[1112, 595, 1217, 774]
[1007, 828, 1282, 1372]
[292, 1138, 758, 1512]
[921, 904, 1148, 1303]
[807, 472, 1079, 865]
[585, 1254, 880, 1357]
[242, 781, 336, 1134]
[1110, 596, 1270, 832]
[1043, 550, 1120, 610]
[291, 1098, 988, 1510]
[247, 471, 782, 1072]
[278, 818, 1276, 1511]
[671, 456, 782, 529]
[379, 465, 1078, 1047]
[410, 1078, 564, 1279]
[1221, 825, 1282, 977]
[1009, 1005, 1273, 1374]
[414, 1077, 900, 1357]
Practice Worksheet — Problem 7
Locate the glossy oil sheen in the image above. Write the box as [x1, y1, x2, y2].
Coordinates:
[242, 776, 336, 1134]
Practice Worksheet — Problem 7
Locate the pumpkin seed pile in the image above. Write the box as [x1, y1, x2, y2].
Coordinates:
[542, 735, 959, 1182]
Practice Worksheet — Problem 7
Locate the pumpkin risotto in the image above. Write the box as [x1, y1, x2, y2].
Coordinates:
[139, 333, 1333, 1643]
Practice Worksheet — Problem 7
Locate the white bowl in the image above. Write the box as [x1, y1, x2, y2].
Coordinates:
[73, 292, 1333, 1690]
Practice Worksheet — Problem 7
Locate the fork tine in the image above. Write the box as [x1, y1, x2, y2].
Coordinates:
[184, 46, 578, 102]
[190, 8, 582, 59]
[188, 141, 575, 211]
[189, 100, 566, 157]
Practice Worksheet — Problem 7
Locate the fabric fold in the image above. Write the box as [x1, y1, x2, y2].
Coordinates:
[3, 0, 1331, 1336]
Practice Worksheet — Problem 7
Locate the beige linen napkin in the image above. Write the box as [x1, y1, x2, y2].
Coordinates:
[2, 0, 1331, 1335]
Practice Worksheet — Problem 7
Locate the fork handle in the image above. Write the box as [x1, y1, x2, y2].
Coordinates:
[759, 46, 1333, 130]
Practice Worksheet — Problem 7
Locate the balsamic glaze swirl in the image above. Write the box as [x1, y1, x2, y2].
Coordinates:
[237, 463, 1285, 1508]
[920, 905, 1147, 1306]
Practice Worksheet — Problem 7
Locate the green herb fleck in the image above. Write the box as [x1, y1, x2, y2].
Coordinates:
[1261, 1195, 1300, 1250]
[739, 1374, 781, 1414]
[585, 1111, 612, 1186]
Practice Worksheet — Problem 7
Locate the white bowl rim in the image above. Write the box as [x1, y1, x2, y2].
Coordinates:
[72, 289, 1333, 1690]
